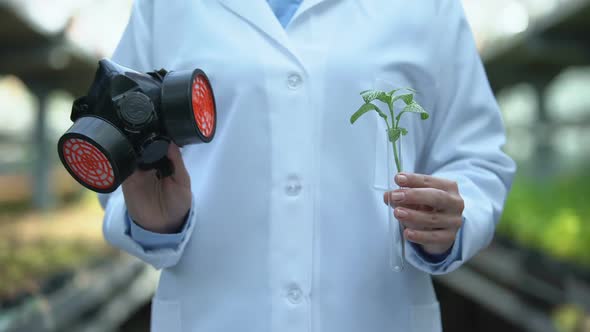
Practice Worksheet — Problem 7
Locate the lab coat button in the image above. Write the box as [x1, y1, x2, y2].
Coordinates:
[285, 177, 302, 196]
[287, 74, 302, 89]
[287, 286, 303, 304]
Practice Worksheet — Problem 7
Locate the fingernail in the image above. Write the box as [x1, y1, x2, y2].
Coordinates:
[391, 192, 405, 202]
[396, 174, 408, 185]
[395, 208, 408, 218]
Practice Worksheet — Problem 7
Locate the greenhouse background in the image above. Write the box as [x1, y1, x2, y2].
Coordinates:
[0, 0, 589, 331]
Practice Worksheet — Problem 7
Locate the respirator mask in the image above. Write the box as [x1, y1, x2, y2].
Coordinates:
[57, 58, 216, 193]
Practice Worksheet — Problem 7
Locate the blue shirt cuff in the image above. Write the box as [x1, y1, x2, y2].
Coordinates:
[410, 241, 452, 263]
[125, 210, 191, 251]
[408, 217, 465, 269]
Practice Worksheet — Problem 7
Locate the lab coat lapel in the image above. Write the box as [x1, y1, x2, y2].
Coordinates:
[216, 0, 291, 51]
[290, 0, 335, 24]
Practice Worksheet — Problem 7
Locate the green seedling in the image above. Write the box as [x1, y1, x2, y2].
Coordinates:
[350, 86, 430, 272]
[350, 87, 429, 173]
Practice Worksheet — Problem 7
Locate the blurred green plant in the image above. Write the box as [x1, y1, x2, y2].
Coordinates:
[498, 173, 590, 268]
[0, 238, 115, 299]
[0, 191, 114, 303]
[553, 304, 590, 332]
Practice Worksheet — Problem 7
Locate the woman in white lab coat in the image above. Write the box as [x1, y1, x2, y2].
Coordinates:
[100, 0, 515, 331]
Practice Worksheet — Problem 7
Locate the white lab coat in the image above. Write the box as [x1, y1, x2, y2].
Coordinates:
[100, 0, 515, 331]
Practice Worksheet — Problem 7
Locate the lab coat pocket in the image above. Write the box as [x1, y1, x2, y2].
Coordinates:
[410, 302, 442, 332]
[151, 298, 182, 332]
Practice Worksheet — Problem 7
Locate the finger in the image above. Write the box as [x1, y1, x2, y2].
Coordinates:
[383, 192, 420, 210]
[417, 204, 434, 212]
[166, 143, 190, 185]
[395, 173, 459, 193]
[123, 167, 157, 187]
[394, 207, 462, 230]
[167, 142, 183, 165]
[388, 188, 463, 213]
[404, 228, 455, 246]
[384, 195, 431, 212]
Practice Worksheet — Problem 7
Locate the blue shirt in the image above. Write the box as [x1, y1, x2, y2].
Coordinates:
[267, 0, 304, 28]
[126, 0, 456, 263]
